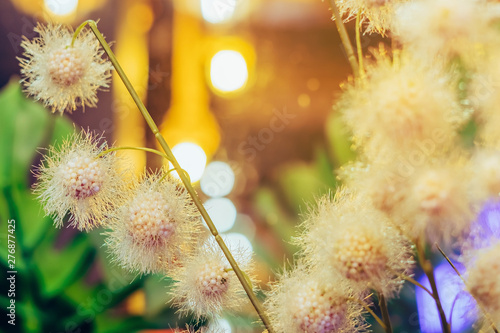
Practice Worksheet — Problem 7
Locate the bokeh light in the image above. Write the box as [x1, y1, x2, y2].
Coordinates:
[169, 142, 207, 182]
[416, 261, 476, 333]
[224, 232, 253, 265]
[210, 50, 248, 93]
[200, 161, 235, 197]
[44, 0, 78, 15]
[208, 318, 232, 332]
[204, 198, 237, 232]
[201, 0, 237, 24]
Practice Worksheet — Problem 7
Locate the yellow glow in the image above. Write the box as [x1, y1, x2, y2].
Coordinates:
[205, 37, 255, 97]
[44, 0, 78, 15]
[298, 93, 311, 108]
[169, 142, 207, 182]
[112, 0, 153, 174]
[161, 8, 220, 157]
[210, 50, 248, 93]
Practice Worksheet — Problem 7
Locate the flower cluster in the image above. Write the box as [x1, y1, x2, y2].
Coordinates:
[19, 23, 112, 114]
[24, 22, 254, 327]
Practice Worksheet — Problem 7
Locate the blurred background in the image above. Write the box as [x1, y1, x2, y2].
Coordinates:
[0, 0, 471, 332]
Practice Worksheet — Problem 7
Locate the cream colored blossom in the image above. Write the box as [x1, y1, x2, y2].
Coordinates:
[170, 238, 252, 320]
[105, 172, 201, 274]
[335, 0, 408, 35]
[301, 189, 414, 297]
[392, 0, 500, 61]
[34, 131, 126, 231]
[19, 23, 112, 114]
[338, 50, 465, 162]
[466, 242, 500, 323]
[265, 265, 367, 333]
[470, 148, 500, 200]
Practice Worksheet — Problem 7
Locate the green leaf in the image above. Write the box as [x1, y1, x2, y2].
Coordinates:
[9, 186, 53, 252]
[325, 111, 356, 167]
[277, 162, 330, 214]
[144, 275, 172, 317]
[32, 232, 95, 298]
[0, 78, 73, 189]
[94, 312, 152, 333]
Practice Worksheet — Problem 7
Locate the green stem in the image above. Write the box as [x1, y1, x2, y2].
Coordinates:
[97, 146, 171, 161]
[348, 297, 386, 330]
[355, 11, 365, 77]
[75, 20, 274, 333]
[400, 273, 433, 298]
[417, 240, 450, 333]
[328, 0, 359, 76]
[436, 244, 499, 333]
[379, 293, 393, 333]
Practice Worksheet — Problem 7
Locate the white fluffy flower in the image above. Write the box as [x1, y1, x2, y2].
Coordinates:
[170, 238, 253, 320]
[19, 23, 112, 114]
[301, 188, 414, 297]
[34, 131, 126, 231]
[466, 242, 500, 323]
[105, 172, 201, 275]
[392, 0, 499, 61]
[265, 265, 367, 333]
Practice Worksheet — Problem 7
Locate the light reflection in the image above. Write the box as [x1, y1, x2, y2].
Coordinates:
[44, 0, 78, 15]
[210, 50, 248, 93]
[203, 198, 237, 232]
[223, 232, 253, 265]
[169, 142, 207, 182]
[201, 0, 237, 24]
[201, 161, 235, 197]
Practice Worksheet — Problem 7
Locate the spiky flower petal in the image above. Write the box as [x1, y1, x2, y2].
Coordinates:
[34, 131, 125, 231]
[301, 189, 414, 297]
[105, 172, 201, 274]
[170, 238, 252, 320]
[18, 23, 112, 114]
[265, 265, 367, 333]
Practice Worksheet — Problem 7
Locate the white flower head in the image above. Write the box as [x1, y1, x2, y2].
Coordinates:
[106, 172, 201, 275]
[301, 188, 414, 297]
[265, 264, 367, 333]
[465, 242, 500, 322]
[397, 155, 476, 247]
[339, 50, 464, 162]
[34, 130, 126, 231]
[392, 0, 499, 61]
[19, 23, 112, 114]
[170, 237, 253, 320]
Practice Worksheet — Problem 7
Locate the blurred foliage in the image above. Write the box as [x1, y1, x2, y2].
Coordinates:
[0, 79, 191, 333]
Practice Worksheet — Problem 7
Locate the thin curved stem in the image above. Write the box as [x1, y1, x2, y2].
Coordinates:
[401, 273, 433, 298]
[417, 240, 450, 333]
[348, 297, 386, 330]
[355, 11, 365, 77]
[97, 146, 171, 161]
[379, 293, 393, 333]
[328, 0, 359, 76]
[436, 244, 499, 333]
[74, 20, 274, 333]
